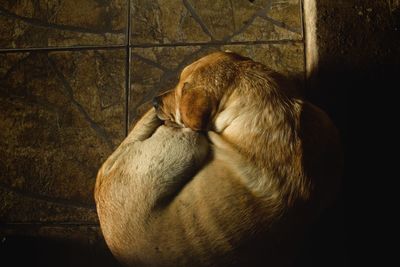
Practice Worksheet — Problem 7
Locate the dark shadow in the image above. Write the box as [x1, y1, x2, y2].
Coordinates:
[296, 1, 400, 266]
[0, 235, 122, 267]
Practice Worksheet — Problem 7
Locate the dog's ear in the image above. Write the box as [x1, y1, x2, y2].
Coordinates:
[180, 87, 214, 131]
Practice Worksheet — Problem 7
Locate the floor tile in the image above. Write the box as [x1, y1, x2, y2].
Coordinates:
[0, 0, 127, 49]
[131, 0, 302, 45]
[0, 49, 125, 222]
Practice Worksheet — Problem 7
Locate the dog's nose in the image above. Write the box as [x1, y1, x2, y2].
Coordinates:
[152, 96, 161, 109]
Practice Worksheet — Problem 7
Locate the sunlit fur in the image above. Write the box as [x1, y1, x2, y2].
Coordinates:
[95, 52, 342, 267]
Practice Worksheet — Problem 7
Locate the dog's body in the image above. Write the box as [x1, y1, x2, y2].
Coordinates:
[95, 52, 342, 266]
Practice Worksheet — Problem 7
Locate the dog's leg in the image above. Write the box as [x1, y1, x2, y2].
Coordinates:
[97, 109, 162, 177]
[133, 127, 209, 209]
[123, 108, 163, 144]
[97, 112, 209, 213]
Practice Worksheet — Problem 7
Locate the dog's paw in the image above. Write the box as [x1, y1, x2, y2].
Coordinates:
[129, 108, 163, 142]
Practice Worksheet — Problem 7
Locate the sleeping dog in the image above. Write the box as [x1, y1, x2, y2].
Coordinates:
[95, 51, 342, 267]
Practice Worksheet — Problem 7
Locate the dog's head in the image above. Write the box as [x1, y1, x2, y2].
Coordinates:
[153, 52, 251, 131]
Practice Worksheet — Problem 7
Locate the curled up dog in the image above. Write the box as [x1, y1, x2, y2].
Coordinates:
[95, 52, 343, 267]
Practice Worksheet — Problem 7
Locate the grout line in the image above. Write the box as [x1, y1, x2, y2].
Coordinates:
[125, 0, 131, 136]
[129, 39, 304, 48]
[0, 40, 303, 54]
[0, 45, 126, 54]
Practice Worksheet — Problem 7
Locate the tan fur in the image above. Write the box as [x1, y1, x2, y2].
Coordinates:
[95, 52, 342, 267]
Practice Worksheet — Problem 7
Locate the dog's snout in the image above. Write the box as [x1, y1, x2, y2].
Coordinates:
[152, 97, 161, 109]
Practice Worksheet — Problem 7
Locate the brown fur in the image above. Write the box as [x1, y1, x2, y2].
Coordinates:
[95, 52, 342, 267]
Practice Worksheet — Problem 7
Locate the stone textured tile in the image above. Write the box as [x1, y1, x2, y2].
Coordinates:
[269, 0, 303, 32]
[131, 0, 210, 44]
[131, 0, 302, 45]
[0, 49, 125, 223]
[129, 43, 304, 126]
[0, 0, 127, 49]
